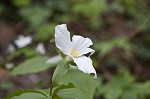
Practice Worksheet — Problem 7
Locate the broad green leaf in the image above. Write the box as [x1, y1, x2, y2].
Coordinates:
[57, 88, 90, 99]
[6, 89, 48, 99]
[52, 83, 75, 98]
[37, 89, 50, 97]
[58, 68, 97, 99]
[11, 56, 53, 75]
[11, 93, 47, 99]
[52, 60, 69, 85]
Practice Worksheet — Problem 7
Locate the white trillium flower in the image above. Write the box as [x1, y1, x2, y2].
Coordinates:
[55, 24, 97, 78]
[36, 43, 46, 55]
[15, 35, 32, 48]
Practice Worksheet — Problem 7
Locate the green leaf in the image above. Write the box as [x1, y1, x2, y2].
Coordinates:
[6, 89, 48, 99]
[58, 68, 97, 99]
[52, 60, 69, 86]
[52, 83, 75, 98]
[57, 88, 90, 99]
[11, 93, 47, 99]
[11, 56, 53, 75]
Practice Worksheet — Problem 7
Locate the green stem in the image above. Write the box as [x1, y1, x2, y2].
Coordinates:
[49, 85, 53, 97]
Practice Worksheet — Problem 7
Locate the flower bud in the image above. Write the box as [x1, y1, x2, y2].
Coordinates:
[66, 56, 73, 62]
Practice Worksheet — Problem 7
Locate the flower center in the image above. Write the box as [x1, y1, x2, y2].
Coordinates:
[70, 49, 81, 57]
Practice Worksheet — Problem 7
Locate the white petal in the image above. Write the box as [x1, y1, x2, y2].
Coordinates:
[55, 24, 72, 55]
[15, 35, 32, 48]
[73, 56, 97, 78]
[46, 55, 62, 64]
[80, 48, 95, 56]
[36, 43, 46, 55]
[72, 35, 94, 55]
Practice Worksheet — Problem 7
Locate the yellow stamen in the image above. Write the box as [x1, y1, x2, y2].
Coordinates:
[71, 49, 81, 57]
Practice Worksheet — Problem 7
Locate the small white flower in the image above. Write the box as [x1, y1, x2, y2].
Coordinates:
[15, 35, 32, 48]
[55, 24, 97, 78]
[7, 44, 15, 53]
[36, 43, 46, 55]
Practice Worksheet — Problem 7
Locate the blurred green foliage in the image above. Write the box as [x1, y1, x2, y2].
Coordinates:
[73, 0, 108, 19]
[96, 69, 150, 99]
[8, 48, 39, 60]
[12, 0, 31, 7]
[133, 33, 150, 61]
[94, 37, 132, 56]
[19, 6, 50, 28]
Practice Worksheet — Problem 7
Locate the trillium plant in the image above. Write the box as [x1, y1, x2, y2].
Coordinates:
[7, 24, 97, 99]
[55, 24, 97, 78]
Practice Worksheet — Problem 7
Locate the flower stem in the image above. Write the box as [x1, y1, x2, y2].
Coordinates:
[49, 85, 53, 97]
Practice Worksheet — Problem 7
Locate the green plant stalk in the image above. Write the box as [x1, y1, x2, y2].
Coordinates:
[49, 85, 53, 97]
